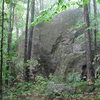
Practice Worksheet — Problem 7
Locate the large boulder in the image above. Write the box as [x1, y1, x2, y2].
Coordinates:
[54, 52, 86, 76]
[51, 26, 86, 77]
[32, 8, 83, 55]
[18, 8, 87, 77]
[32, 9, 85, 77]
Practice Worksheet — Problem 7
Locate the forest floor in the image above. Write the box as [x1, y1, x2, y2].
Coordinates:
[4, 92, 100, 100]
[18, 91, 100, 100]
[3, 76, 100, 100]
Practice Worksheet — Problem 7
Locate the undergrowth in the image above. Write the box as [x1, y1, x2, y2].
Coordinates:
[3, 73, 100, 100]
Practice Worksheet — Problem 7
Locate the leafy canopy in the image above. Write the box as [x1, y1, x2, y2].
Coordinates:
[29, 0, 92, 27]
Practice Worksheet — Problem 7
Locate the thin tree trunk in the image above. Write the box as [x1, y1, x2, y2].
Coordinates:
[84, 4, 95, 81]
[15, 10, 19, 39]
[93, 0, 97, 55]
[36, 0, 40, 16]
[0, 0, 5, 99]
[10, 6, 16, 82]
[6, 2, 12, 85]
[27, 0, 35, 60]
[16, 27, 19, 39]
[24, 0, 30, 82]
[26, 0, 35, 82]
[40, 0, 43, 10]
[12, 6, 15, 30]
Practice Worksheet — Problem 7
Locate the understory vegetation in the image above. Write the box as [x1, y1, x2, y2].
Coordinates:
[3, 74, 100, 100]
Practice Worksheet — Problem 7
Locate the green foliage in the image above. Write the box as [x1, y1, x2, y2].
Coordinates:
[3, 74, 100, 99]
[67, 72, 81, 82]
[3, 82, 35, 98]
[95, 95, 100, 100]
[96, 66, 100, 74]
[29, 1, 71, 26]
[27, 59, 39, 67]
[29, 0, 92, 27]
[33, 76, 48, 94]
[97, 0, 100, 3]
[3, 76, 48, 99]
[50, 75, 64, 84]
[17, 58, 39, 68]
[5, 0, 17, 8]
[5, 0, 11, 4]
[94, 54, 100, 62]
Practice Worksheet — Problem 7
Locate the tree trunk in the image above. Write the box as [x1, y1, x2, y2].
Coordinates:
[6, 2, 13, 85]
[0, 0, 5, 99]
[93, 0, 97, 55]
[15, 10, 19, 39]
[84, 4, 95, 81]
[25, 0, 35, 82]
[12, 6, 15, 31]
[24, 0, 30, 82]
[27, 0, 35, 60]
[16, 27, 19, 39]
[40, 0, 44, 11]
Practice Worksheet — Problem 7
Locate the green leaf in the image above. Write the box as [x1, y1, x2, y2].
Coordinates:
[97, 0, 100, 3]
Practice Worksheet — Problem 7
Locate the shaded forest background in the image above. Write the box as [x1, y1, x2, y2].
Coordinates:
[0, 0, 100, 99]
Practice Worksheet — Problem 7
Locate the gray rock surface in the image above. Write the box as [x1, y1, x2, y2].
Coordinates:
[18, 8, 88, 78]
[47, 82, 76, 94]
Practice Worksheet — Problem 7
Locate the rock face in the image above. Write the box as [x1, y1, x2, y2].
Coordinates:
[30, 8, 85, 77]
[18, 7, 100, 78]
[47, 82, 76, 95]
[54, 52, 86, 76]
[32, 8, 83, 54]
[51, 27, 86, 77]
[18, 8, 88, 78]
